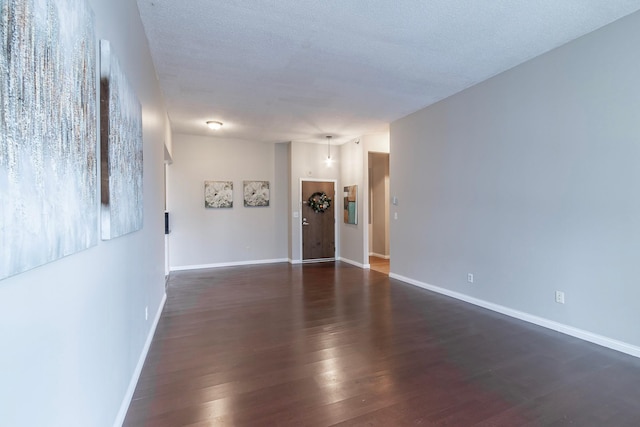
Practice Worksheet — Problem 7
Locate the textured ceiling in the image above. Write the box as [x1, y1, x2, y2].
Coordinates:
[136, 1, 640, 144]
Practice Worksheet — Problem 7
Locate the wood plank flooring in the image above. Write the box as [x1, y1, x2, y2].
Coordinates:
[369, 256, 389, 275]
[124, 262, 640, 426]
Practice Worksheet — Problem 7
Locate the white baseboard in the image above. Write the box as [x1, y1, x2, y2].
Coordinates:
[369, 252, 390, 260]
[339, 257, 370, 269]
[113, 292, 167, 427]
[389, 273, 640, 359]
[289, 259, 302, 265]
[171, 258, 289, 271]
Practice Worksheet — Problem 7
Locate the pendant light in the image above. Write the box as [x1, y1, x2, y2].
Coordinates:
[325, 135, 333, 166]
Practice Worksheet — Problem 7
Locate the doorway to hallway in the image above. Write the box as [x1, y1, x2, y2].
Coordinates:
[368, 152, 390, 272]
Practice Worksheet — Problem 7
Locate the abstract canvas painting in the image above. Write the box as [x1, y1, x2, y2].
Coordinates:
[205, 181, 233, 208]
[0, 0, 97, 280]
[243, 181, 269, 207]
[100, 40, 143, 240]
[344, 185, 357, 224]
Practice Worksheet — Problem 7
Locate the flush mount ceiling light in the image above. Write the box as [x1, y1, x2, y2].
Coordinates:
[206, 120, 223, 130]
[325, 135, 333, 167]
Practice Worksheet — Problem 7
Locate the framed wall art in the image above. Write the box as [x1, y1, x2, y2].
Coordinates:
[344, 185, 357, 224]
[1, 0, 97, 280]
[205, 181, 233, 208]
[243, 181, 269, 207]
[100, 40, 143, 240]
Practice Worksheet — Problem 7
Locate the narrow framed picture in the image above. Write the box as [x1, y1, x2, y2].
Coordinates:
[344, 185, 357, 224]
[100, 39, 144, 240]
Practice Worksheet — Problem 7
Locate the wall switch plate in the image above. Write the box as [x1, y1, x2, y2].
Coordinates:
[467, 273, 474, 283]
[555, 291, 565, 304]
[394, 212, 398, 220]
[293, 211, 299, 218]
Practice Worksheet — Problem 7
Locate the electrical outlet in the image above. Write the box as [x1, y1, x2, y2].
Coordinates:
[467, 273, 474, 283]
[555, 291, 565, 304]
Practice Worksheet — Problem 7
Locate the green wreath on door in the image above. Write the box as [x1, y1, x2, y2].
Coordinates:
[307, 192, 332, 213]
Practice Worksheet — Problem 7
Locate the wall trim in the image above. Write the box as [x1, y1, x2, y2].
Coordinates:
[171, 258, 289, 271]
[339, 257, 370, 269]
[113, 292, 167, 427]
[369, 252, 390, 260]
[389, 273, 640, 359]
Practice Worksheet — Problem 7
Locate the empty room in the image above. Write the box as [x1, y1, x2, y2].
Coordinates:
[2, 1, 640, 426]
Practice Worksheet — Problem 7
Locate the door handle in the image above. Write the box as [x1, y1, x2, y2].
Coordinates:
[302, 222, 310, 226]
[302, 218, 309, 226]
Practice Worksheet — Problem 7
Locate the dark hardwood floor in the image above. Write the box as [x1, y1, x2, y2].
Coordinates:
[124, 262, 640, 426]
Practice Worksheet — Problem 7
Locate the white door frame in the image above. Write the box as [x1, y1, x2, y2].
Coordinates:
[299, 178, 338, 262]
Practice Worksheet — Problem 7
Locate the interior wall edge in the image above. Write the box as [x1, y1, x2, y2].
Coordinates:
[112, 292, 167, 427]
[338, 257, 370, 269]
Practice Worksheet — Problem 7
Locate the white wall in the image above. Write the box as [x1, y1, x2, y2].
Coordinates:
[363, 133, 390, 159]
[338, 132, 389, 268]
[390, 11, 640, 353]
[337, 133, 390, 267]
[164, 112, 173, 162]
[167, 134, 288, 268]
[0, 0, 168, 426]
[167, 135, 393, 268]
[339, 139, 365, 266]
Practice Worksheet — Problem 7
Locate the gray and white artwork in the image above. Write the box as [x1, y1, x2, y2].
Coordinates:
[205, 181, 233, 208]
[100, 40, 143, 240]
[0, 0, 97, 280]
[243, 181, 269, 207]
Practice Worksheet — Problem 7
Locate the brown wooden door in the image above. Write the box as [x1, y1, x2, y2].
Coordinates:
[302, 181, 335, 260]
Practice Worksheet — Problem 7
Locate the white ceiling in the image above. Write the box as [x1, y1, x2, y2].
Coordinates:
[136, 1, 640, 144]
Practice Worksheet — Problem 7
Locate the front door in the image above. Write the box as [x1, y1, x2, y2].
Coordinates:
[302, 180, 335, 261]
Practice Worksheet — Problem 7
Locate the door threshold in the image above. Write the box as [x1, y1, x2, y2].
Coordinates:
[302, 258, 335, 264]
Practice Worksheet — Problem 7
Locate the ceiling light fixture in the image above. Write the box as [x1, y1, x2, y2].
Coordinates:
[325, 135, 333, 167]
[206, 120, 223, 130]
